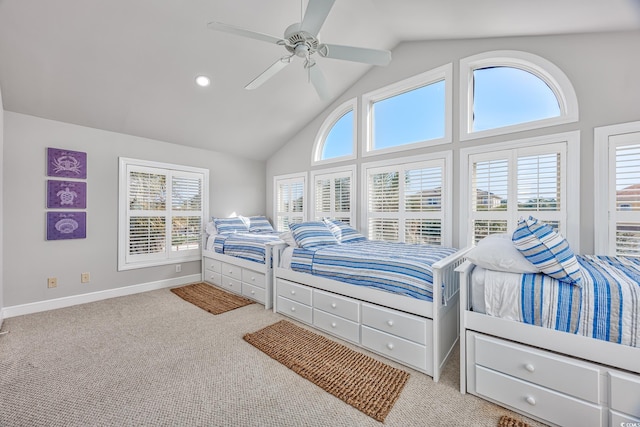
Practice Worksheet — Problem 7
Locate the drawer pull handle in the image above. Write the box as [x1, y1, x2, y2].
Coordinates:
[290, 307, 296, 312]
[386, 343, 394, 350]
[524, 364, 535, 373]
[525, 396, 536, 406]
[387, 320, 394, 327]
[331, 303, 337, 309]
[291, 290, 296, 295]
[250, 290, 255, 295]
[251, 277, 255, 281]
[331, 322, 337, 328]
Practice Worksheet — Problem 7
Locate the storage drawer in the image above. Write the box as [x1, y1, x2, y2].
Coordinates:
[313, 309, 359, 344]
[474, 334, 600, 403]
[204, 271, 221, 286]
[204, 257, 222, 273]
[361, 325, 428, 371]
[610, 410, 640, 425]
[276, 279, 312, 305]
[242, 269, 266, 288]
[361, 303, 428, 345]
[313, 290, 359, 322]
[475, 366, 603, 427]
[242, 282, 265, 304]
[221, 276, 242, 293]
[277, 296, 312, 324]
[610, 371, 640, 417]
[222, 262, 242, 279]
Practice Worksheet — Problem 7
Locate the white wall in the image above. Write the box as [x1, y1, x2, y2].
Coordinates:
[3, 112, 266, 308]
[266, 30, 640, 254]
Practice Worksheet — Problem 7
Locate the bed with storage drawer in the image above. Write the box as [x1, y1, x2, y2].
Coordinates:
[272, 219, 471, 382]
[458, 218, 640, 427]
[201, 216, 284, 309]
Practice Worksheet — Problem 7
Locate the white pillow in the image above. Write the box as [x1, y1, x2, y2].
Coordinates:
[279, 231, 298, 248]
[466, 234, 540, 274]
[205, 221, 217, 235]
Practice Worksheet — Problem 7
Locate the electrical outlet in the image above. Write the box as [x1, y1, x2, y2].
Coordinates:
[81, 272, 90, 283]
[47, 277, 57, 288]
[175, 264, 182, 273]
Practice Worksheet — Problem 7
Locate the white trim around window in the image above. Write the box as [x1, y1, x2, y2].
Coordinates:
[118, 158, 209, 271]
[459, 50, 579, 141]
[594, 120, 640, 256]
[361, 63, 453, 157]
[312, 98, 357, 166]
[310, 165, 356, 225]
[459, 131, 580, 249]
[273, 171, 307, 232]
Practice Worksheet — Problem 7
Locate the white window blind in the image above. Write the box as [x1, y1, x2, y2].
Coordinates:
[364, 158, 447, 244]
[468, 144, 566, 244]
[312, 168, 354, 225]
[611, 136, 640, 256]
[119, 159, 207, 270]
[274, 174, 306, 231]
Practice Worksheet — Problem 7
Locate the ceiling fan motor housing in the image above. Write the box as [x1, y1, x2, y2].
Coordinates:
[284, 23, 319, 57]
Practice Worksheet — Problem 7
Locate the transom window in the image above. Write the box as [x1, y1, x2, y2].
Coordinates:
[362, 64, 452, 156]
[312, 99, 356, 165]
[118, 158, 208, 271]
[460, 51, 579, 141]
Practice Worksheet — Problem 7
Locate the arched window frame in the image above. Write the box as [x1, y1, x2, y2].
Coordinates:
[459, 50, 579, 141]
[312, 98, 357, 166]
[361, 63, 453, 157]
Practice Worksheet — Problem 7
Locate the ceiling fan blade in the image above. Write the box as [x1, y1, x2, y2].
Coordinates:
[207, 21, 283, 45]
[245, 57, 291, 90]
[308, 63, 330, 101]
[319, 44, 391, 66]
[300, 0, 336, 36]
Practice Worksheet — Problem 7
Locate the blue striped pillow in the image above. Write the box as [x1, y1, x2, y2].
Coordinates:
[248, 216, 274, 232]
[512, 216, 582, 285]
[323, 219, 367, 244]
[213, 217, 249, 234]
[289, 221, 338, 250]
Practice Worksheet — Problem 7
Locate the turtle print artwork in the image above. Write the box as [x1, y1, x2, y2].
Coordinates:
[47, 147, 87, 179]
[47, 180, 86, 209]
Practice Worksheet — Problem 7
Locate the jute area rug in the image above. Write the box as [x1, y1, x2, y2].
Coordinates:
[498, 415, 532, 427]
[243, 319, 409, 422]
[170, 282, 254, 315]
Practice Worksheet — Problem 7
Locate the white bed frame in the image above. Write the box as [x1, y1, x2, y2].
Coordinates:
[457, 261, 640, 426]
[272, 246, 471, 382]
[201, 241, 283, 309]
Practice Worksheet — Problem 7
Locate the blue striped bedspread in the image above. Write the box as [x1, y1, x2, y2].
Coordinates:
[290, 241, 458, 301]
[483, 255, 640, 348]
[213, 232, 282, 264]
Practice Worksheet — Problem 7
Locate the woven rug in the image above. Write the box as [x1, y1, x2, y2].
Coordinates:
[243, 320, 409, 422]
[170, 282, 254, 315]
[498, 415, 531, 427]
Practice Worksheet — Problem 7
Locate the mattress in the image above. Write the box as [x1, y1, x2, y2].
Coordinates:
[470, 255, 640, 347]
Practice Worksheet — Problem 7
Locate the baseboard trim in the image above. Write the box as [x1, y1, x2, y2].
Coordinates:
[1, 274, 202, 319]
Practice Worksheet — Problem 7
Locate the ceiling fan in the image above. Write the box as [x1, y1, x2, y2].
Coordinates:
[207, 0, 392, 100]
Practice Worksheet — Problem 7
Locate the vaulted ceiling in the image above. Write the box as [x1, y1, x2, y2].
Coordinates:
[1, 0, 639, 161]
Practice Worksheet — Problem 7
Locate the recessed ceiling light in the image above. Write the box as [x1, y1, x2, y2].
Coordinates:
[195, 75, 211, 87]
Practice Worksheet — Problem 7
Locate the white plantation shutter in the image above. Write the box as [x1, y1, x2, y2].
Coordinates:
[468, 143, 566, 244]
[119, 159, 207, 270]
[275, 174, 306, 231]
[611, 136, 640, 256]
[365, 158, 447, 244]
[312, 168, 354, 225]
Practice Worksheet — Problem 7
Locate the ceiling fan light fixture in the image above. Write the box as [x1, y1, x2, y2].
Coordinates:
[195, 75, 211, 87]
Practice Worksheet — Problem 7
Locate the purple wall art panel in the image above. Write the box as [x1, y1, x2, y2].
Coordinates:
[47, 180, 87, 209]
[47, 147, 87, 179]
[47, 212, 86, 240]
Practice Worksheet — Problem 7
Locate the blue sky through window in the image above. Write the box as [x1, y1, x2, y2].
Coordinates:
[322, 110, 353, 159]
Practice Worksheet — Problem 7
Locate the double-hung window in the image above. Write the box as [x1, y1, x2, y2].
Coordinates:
[274, 172, 306, 232]
[311, 166, 355, 225]
[362, 153, 452, 245]
[118, 158, 208, 270]
[460, 132, 580, 247]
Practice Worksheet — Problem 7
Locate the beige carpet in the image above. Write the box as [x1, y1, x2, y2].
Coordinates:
[171, 282, 254, 314]
[0, 288, 547, 427]
[244, 320, 409, 422]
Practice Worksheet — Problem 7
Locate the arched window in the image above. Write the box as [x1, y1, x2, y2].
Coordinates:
[312, 99, 356, 165]
[460, 51, 578, 141]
